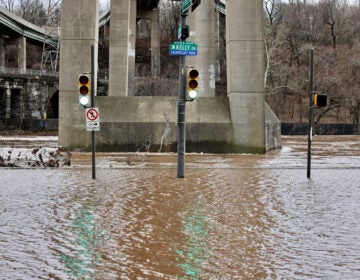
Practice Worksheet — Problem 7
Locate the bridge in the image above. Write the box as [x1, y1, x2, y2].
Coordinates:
[137, 0, 160, 10]
[59, 0, 280, 153]
[0, 7, 59, 130]
[0, 1, 164, 131]
[0, 0, 281, 153]
[0, 7, 58, 72]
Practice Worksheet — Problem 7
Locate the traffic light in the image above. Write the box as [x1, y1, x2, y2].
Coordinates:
[78, 74, 90, 107]
[313, 93, 327, 107]
[181, 25, 189, 40]
[186, 69, 199, 101]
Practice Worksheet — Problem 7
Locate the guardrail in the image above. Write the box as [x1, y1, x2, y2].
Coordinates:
[0, 67, 59, 77]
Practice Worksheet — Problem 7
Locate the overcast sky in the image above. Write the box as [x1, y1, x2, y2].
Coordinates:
[100, 0, 110, 10]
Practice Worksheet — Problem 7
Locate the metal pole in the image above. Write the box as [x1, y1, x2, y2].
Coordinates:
[307, 49, 314, 179]
[91, 45, 96, 180]
[177, 13, 187, 178]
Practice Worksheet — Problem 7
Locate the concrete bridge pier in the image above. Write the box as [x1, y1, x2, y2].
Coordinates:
[108, 0, 136, 97]
[17, 36, 26, 71]
[226, 0, 266, 152]
[57, 0, 280, 152]
[0, 36, 5, 67]
[109, 0, 160, 97]
[0, 36, 27, 70]
[137, 9, 160, 77]
[58, 0, 99, 147]
[188, 0, 217, 97]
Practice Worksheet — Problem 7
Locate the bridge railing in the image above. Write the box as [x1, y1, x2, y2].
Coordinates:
[0, 67, 59, 77]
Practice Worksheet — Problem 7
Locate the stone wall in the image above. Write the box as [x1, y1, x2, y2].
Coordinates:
[0, 75, 59, 123]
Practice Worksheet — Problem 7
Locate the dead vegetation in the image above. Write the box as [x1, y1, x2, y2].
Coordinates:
[0, 147, 71, 168]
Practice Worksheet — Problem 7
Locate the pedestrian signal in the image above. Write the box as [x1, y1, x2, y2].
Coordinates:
[313, 93, 327, 107]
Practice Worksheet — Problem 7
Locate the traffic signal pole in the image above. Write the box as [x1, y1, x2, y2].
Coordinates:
[307, 49, 314, 179]
[91, 45, 96, 180]
[177, 13, 187, 178]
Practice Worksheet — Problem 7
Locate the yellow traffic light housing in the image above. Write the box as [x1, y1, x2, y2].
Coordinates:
[78, 74, 91, 107]
[313, 93, 327, 107]
[186, 69, 199, 101]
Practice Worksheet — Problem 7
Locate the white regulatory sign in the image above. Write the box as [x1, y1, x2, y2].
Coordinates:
[86, 108, 99, 121]
[85, 107, 100, 131]
[86, 120, 100, 132]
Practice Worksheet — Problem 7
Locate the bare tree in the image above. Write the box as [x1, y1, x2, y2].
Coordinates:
[264, 0, 360, 124]
[158, 0, 181, 77]
[159, 0, 181, 42]
[264, 0, 285, 89]
[44, 0, 61, 25]
[0, 0, 60, 26]
[0, 0, 16, 12]
[319, 0, 353, 50]
[15, 0, 46, 25]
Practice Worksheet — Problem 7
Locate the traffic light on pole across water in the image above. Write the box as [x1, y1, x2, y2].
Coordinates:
[313, 92, 327, 107]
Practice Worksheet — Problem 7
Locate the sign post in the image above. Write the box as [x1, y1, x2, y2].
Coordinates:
[175, 0, 201, 179]
[307, 49, 314, 179]
[90, 45, 96, 180]
[177, 12, 187, 178]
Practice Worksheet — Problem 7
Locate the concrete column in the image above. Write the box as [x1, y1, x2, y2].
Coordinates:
[0, 37, 5, 68]
[128, 0, 136, 95]
[138, 9, 161, 77]
[109, 0, 136, 96]
[226, 0, 265, 152]
[18, 36, 26, 71]
[58, 0, 99, 148]
[188, 0, 216, 97]
[150, 9, 160, 77]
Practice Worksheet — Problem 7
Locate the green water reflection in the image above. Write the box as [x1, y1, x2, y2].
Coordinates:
[176, 202, 211, 279]
[60, 206, 106, 279]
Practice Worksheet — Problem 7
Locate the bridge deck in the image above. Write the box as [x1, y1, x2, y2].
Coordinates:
[0, 7, 57, 48]
[137, 0, 160, 10]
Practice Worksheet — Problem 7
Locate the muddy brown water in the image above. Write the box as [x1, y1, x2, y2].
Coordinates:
[0, 136, 359, 279]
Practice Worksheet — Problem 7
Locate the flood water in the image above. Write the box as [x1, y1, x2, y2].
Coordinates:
[0, 135, 359, 279]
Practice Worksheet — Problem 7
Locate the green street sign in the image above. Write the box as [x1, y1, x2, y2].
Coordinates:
[182, 0, 192, 13]
[169, 41, 198, 56]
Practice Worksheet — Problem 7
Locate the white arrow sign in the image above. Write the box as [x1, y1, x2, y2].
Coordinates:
[86, 120, 100, 132]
